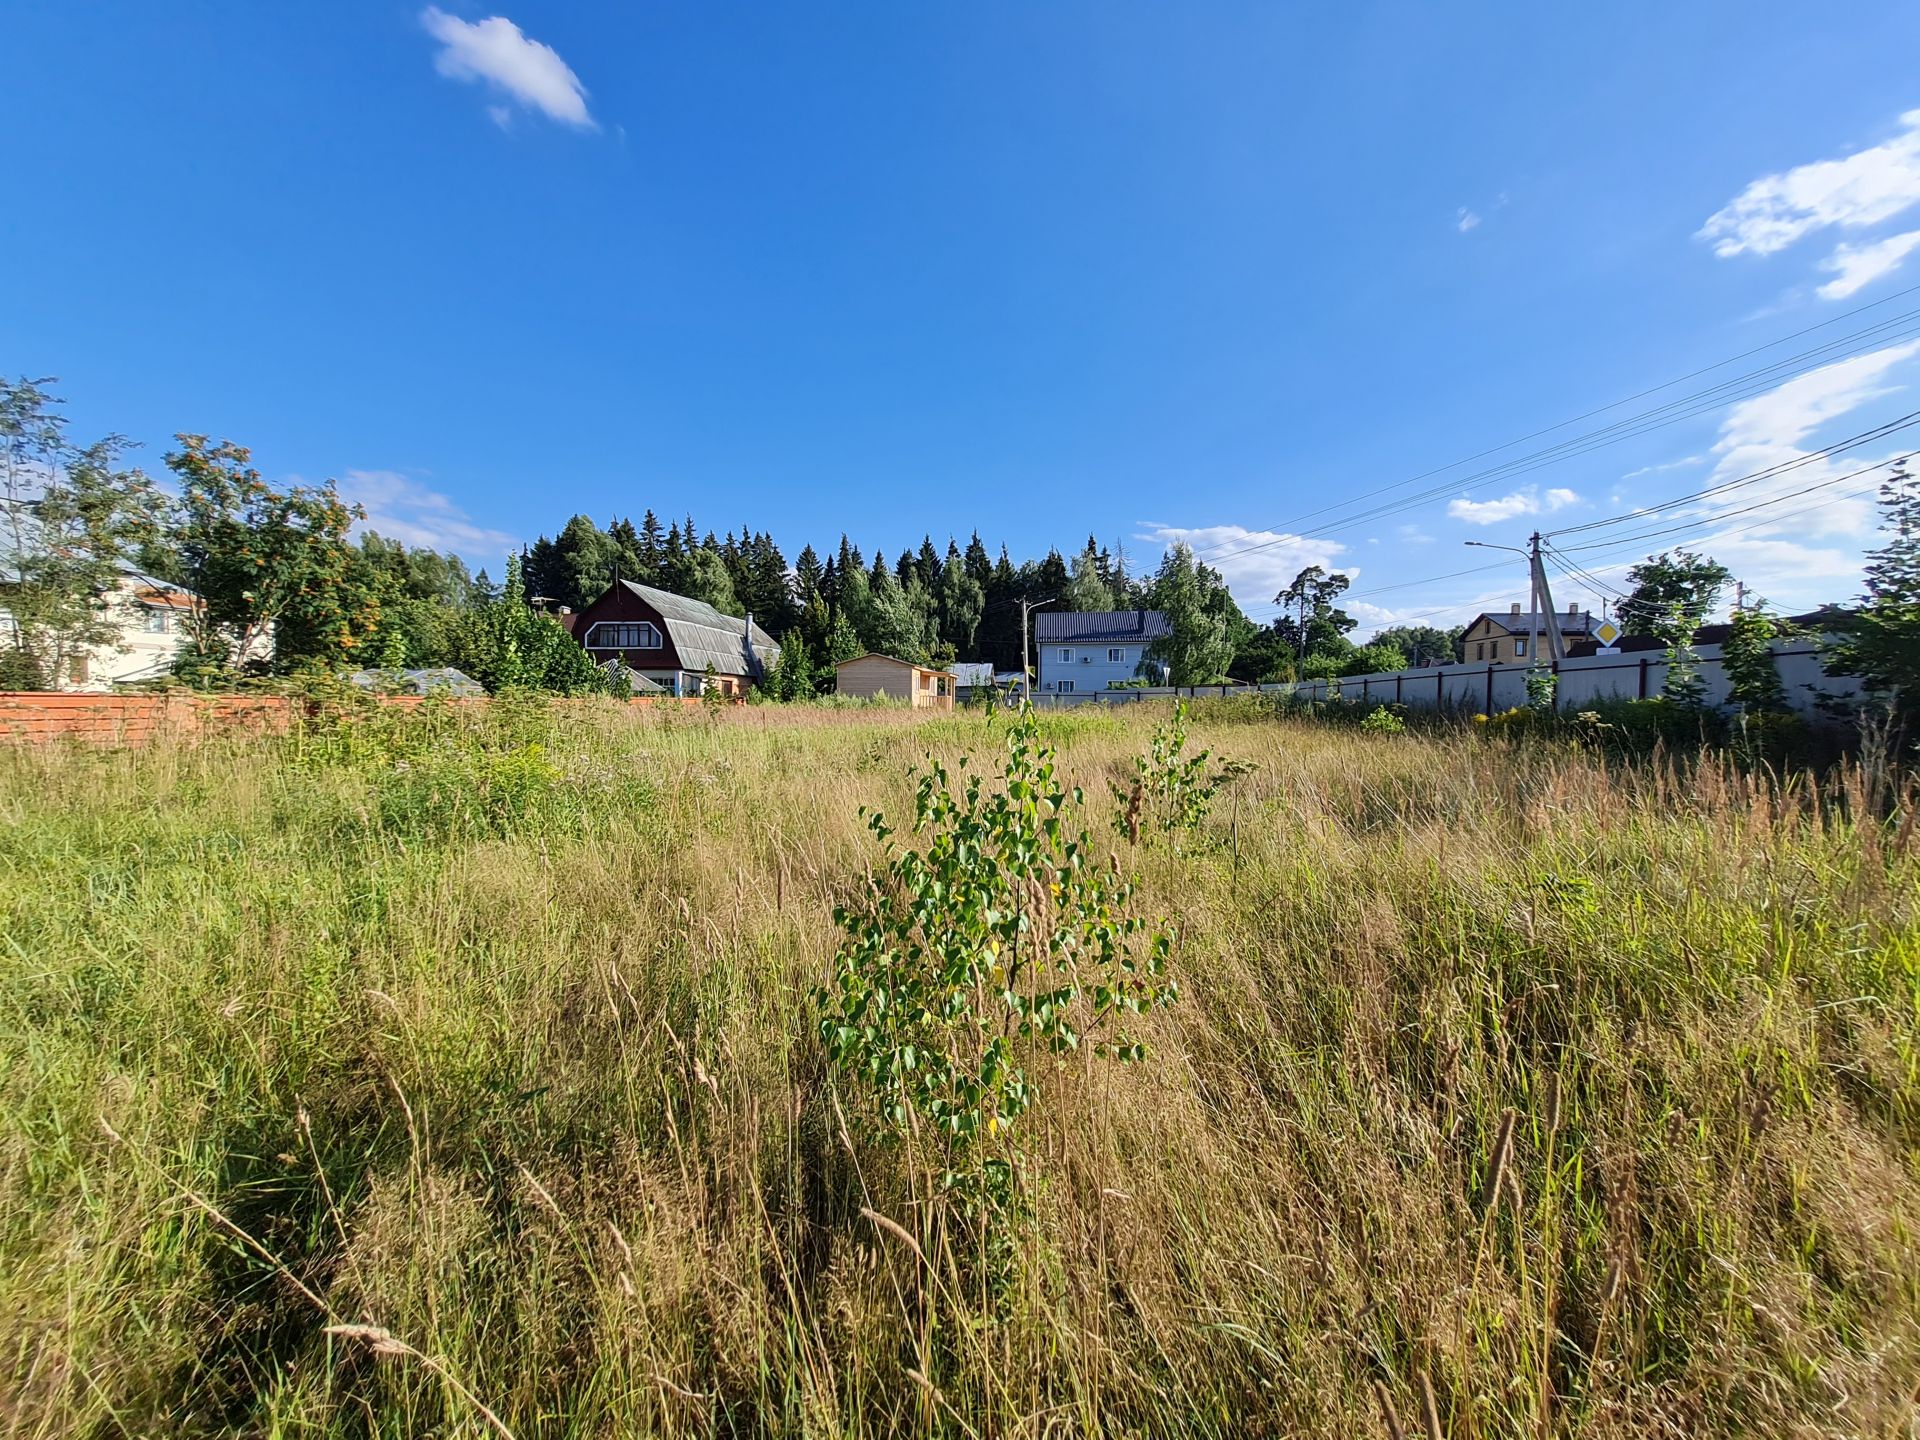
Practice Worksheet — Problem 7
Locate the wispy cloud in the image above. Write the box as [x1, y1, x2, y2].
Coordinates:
[421, 7, 595, 129]
[339, 470, 517, 560]
[1620, 455, 1705, 480]
[1817, 228, 1920, 300]
[1689, 340, 1920, 547]
[1456, 207, 1482, 233]
[1447, 486, 1579, 526]
[1135, 522, 1349, 611]
[1698, 110, 1920, 258]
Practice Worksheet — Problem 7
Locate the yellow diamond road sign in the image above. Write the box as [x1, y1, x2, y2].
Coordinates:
[1594, 619, 1621, 646]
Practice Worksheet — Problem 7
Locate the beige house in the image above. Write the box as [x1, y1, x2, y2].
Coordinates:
[834, 653, 955, 708]
[1461, 602, 1599, 665]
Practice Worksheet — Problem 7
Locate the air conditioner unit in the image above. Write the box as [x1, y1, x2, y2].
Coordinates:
[1080, 655, 1091, 663]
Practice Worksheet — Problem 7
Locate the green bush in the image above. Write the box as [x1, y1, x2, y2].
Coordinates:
[817, 706, 1175, 1194]
[1359, 704, 1406, 735]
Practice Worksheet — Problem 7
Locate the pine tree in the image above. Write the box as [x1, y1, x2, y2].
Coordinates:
[963, 531, 992, 589]
[637, 510, 665, 581]
[1830, 462, 1920, 718]
[794, 544, 823, 606]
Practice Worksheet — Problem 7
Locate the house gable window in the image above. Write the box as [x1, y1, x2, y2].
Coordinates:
[143, 609, 171, 634]
[586, 621, 662, 650]
[1058, 647, 1072, 662]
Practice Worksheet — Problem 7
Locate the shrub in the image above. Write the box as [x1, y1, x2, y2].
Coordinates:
[1359, 704, 1406, 736]
[0, 647, 48, 690]
[817, 706, 1175, 1194]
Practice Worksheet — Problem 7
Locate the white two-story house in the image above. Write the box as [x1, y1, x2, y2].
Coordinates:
[1034, 609, 1170, 694]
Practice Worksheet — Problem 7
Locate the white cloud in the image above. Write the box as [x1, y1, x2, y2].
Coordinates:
[1620, 455, 1704, 480]
[1714, 341, 1919, 457]
[1684, 343, 1920, 549]
[1456, 208, 1482, 233]
[339, 470, 518, 560]
[1395, 523, 1435, 546]
[1585, 341, 1920, 614]
[1135, 522, 1349, 611]
[421, 7, 595, 129]
[1816, 228, 1920, 299]
[1698, 110, 1920, 258]
[1446, 485, 1580, 526]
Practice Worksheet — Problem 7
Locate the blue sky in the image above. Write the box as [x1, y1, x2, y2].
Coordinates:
[6, 3, 1920, 633]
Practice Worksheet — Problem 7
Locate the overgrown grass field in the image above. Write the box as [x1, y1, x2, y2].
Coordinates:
[2, 699, 1916, 1437]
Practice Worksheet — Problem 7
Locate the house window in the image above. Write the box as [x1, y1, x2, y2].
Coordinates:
[68, 654, 89, 684]
[1058, 648, 1072, 662]
[143, 609, 171, 634]
[1513, 637, 1527, 659]
[1058, 679, 1075, 693]
[1107, 647, 1125, 663]
[1474, 642, 1484, 661]
[586, 621, 661, 650]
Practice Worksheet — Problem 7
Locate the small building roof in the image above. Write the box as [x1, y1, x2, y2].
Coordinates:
[950, 661, 996, 686]
[349, 667, 486, 696]
[1034, 609, 1170, 644]
[615, 581, 778, 676]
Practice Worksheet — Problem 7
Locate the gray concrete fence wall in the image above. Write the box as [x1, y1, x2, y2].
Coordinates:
[1027, 642, 1862, 716]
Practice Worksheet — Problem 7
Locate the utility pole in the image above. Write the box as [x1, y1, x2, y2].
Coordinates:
[1733, 580, 1747, 613]
[1020, 595, 1055, 702]
[1528, 531, 1567, 662]
[1466, 535, 1565, 662]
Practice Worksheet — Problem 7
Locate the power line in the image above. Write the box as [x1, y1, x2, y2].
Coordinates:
[1551, 449, 1915, 556]
[1196, 292, 1920, 567]
[1543, 411, 1920, 539]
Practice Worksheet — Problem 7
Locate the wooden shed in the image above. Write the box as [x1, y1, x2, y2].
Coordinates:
[833, 654, 955, 708]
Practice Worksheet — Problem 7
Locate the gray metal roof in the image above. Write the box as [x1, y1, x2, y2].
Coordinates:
[951, 662, 996, 686]
[349, 667, 486, 696]
[619, 581, 778, 676]
[1473, 611, 1601, 634]
[1034, 609, 1170, 643]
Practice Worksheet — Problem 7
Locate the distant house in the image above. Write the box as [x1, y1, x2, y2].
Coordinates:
[834, 654, 955, 708]
[1034, 609, 1169, 694]
[1, 568, 269, 692]
[567, 581, 777, 696]
[1460, 603, 1600, 664]
[950, 661, 998, 700]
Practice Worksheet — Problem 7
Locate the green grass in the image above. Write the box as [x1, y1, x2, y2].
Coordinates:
[1, 697, 1916, 1436]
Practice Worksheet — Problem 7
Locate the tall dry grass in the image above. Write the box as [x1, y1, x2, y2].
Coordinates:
[0, 697, 1916, 1436]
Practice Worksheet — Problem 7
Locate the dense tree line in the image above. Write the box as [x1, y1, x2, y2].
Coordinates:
[521, 511, 1235, 684]
[9, 375, 1917, 710]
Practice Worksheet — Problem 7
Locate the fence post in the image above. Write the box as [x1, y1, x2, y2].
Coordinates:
[1550, 657, 1560, 713]
[1396, 673, 1403, 703]
[1485, 664, 1494, 714]
[1637, 656, 1648, 699]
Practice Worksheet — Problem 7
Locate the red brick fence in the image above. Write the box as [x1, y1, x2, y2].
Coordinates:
[0, 691, 715, 745]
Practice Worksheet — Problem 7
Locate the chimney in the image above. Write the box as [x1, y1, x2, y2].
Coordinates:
[1568, 601, 1578, 616]
[1510, 602, 1522, 616]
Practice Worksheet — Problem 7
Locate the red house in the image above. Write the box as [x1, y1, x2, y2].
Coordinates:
[566, 581, 778, 697]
